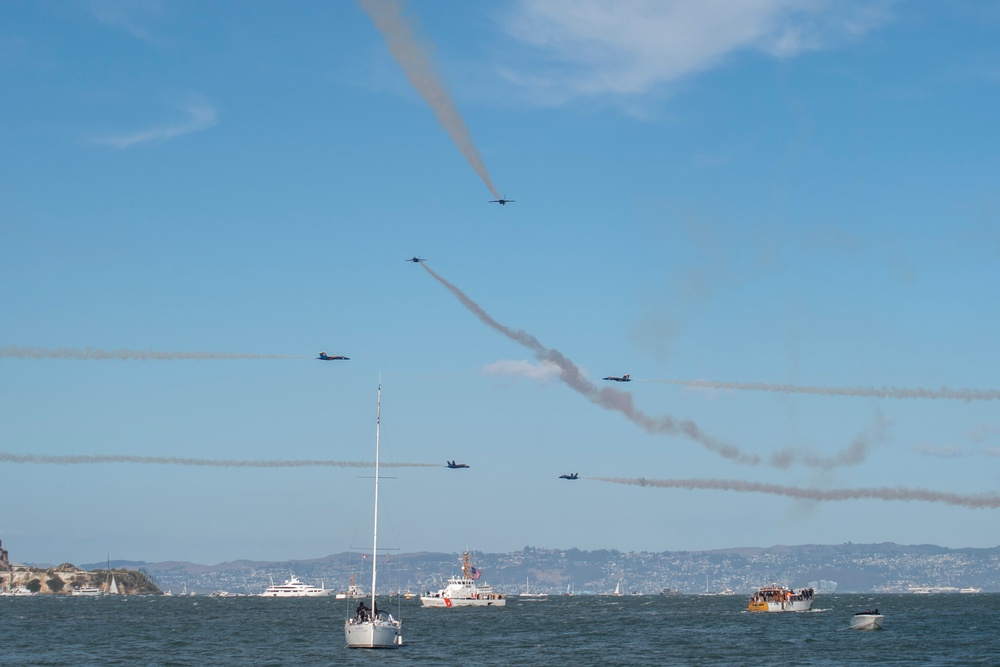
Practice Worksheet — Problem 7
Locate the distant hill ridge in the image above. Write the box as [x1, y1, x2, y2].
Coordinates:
[45, 543, 1000, 595]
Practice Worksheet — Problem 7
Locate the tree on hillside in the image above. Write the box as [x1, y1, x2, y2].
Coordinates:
[46, 577, 65, 593]
[26, 579, 42, 593]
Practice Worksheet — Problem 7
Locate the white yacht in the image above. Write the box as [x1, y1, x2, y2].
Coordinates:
[420, 551, 505, 607]
[71, 585, 104, 597]
[260, 574, 330, 597]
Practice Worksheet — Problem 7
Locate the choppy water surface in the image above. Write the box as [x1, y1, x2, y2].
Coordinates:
[3, 593, 998, 666]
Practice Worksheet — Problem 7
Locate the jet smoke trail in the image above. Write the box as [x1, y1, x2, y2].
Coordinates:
[0, 346, 307, 361]
[358, 0, 501, 198]
[591, 476, 1000, 509]
[642, 378, 1000, 402]
[769, 410, 890, 470]
[420, 264, 760, 465]
[0, 452, 438, 468]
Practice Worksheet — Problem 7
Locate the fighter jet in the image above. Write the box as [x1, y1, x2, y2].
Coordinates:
[317, 352, 350, 361]
[559, 473, 579, 480]
[489, 197, 515, 206]
[602, 374, 631, 382]
[405, 257, 426, 263]
[446, 460, 470, 469]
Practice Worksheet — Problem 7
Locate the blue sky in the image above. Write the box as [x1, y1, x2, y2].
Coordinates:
[2, 0, 999, 566]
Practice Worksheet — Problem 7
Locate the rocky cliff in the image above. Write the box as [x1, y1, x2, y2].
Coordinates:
[3, 562, 162, 595]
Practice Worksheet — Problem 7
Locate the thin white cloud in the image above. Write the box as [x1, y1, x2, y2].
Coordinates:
[88, 0, 163, 41]
[500, 0, 894, 104]
[89, 100, 217, 149]
[482, 359, 562, 383]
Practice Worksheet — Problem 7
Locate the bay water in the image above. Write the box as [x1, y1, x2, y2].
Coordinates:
[3, 593, 997, 666]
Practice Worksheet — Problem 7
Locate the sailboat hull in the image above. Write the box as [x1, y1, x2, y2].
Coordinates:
[344, 619, 401, 648]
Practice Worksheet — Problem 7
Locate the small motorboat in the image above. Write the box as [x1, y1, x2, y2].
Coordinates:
[851, 609, 884, 630]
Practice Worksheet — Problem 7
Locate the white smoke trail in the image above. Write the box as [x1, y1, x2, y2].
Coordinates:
[421, 264, 759, 465]
[358, 0, 501, 198]
[422, 264, 899, 470]
[0, 452, 438, 468]
[769, 409, 890, 470]
[642, 378, 1000, 402]
[0, 346, 307, 361]
[591, 476, 1000, 509]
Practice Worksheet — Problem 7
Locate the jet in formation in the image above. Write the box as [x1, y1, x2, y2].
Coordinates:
[317, 352, 350, 361]
[489, 197, 515, 206]
[602, 374, 631, 382]
[446, 460, 470, 469]
[405, 257, 426, 263]
[559, 473, 579, 480]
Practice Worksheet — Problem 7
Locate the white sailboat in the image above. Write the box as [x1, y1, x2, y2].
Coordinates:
[106, 556, 120, 595]
[520, 577, 547, 600]
[344, 383, 402, 649]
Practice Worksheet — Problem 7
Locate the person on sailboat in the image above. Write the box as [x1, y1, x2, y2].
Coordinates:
[356, 601, 370, 621]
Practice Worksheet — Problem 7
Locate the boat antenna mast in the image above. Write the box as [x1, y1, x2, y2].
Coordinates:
[369, 382, 381, 614]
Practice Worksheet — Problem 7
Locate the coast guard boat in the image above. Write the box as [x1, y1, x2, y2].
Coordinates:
[335, 574, 364, 600]
[747, 584, 815, 612]
[259, 574, 329, 597]
[420, 551, 505, 607]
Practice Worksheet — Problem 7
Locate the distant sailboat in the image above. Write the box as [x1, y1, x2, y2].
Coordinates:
[344, 383, 402, 649]
[520, 577, 547, 600]
[106, 556, 120, 595]
[612, 579, 623, 596]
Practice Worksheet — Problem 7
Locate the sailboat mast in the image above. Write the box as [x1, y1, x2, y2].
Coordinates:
[370, 383, 381, 612]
